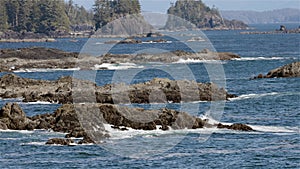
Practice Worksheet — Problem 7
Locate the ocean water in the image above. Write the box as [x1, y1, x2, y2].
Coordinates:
[0, 24, 299, 168]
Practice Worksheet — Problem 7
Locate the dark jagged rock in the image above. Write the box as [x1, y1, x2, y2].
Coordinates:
[0, 103, 33, 130]
[46, 138, 74, 145]
[0, 103, 253, 145]
[253, 62, 300, 79]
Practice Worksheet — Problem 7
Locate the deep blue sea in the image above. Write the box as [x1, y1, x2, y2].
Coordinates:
[0, 24, 299, 168]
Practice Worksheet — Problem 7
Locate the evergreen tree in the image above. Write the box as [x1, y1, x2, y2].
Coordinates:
[5, 0, 20, 29]
[93, 0, 141, 30]
[17, 0, 31, 31]
[0, 0, 92, 34]
[93, 0, 112, 30]
[28, 0, 41, 32]
[167, 0, 224, 28]
[0, 0, 9, 31]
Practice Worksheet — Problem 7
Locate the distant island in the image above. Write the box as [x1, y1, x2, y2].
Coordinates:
[221, 8, 300, 24]
[0, 0, 250, 41]
[165, 0, 248, 30]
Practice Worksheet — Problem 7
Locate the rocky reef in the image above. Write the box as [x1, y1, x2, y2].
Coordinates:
[0, 102, 254, 145]
[0, 74, 254, 145]
[0, 47, 240, 72]
[253, 62, 300, 79]
[0, 74, 236, 104]
[241, 25, 300, 35]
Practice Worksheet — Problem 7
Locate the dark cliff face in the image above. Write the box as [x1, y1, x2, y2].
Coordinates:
[165, 0, 248, 30]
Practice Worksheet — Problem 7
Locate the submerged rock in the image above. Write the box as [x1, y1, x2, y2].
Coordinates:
[46, 138, 74, 145]
[253, 62, 300, 79]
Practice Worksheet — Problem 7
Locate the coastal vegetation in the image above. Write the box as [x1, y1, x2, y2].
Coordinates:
[0, 0, 249, 38]
[1, 0, 67, 33]
[166, 0, 248, 29]
[0, 0, 142, 35]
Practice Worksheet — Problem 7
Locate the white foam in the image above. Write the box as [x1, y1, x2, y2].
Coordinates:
[23, 101, 58, 105]
[0, 129, 35, 134]
[94, 63, 144, 70]
[174, 59, 227, 64]
[0, 98, 23, 101]
[21, 142, 45, 146]
[233, 57, 293, 61]
[0, 137, 21, 140]
[13, 68, 80, 73]
[229, 92, 279, 101]
[103, 123, 219, 140]
[142, 41, 172, 44]
[250, 125, 299, 134]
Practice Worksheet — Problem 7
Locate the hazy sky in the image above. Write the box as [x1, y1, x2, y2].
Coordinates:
[71, 0, 300, 12]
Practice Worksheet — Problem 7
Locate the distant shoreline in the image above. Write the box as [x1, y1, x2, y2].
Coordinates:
[0, 38, 56, 43]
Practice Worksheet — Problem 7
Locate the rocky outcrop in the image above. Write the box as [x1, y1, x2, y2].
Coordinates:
[46, 138, 74, 145]
[0, 47, 78, 60]
[0, 74, 236, 104]
[0, 74, 74, 103]
[0, 103, 31, 130]
[0, 47, 240, 72]
[217, 123, 253, 131]
[253, 62, 300, 79]
[0, 103, 254, 145]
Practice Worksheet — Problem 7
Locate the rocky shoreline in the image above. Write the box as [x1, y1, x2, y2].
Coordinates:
[0, 102, 253, 145]
[0, 74, 236, 104]
[0, 47, 240, 72]
[0, 74, 253, 145]
[253, 62, 300, 79]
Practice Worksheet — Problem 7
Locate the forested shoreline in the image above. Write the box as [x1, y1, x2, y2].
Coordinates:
[0, 0, 248, 39]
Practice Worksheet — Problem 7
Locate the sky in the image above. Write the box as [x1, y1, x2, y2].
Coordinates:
[71, 0, 300, 12]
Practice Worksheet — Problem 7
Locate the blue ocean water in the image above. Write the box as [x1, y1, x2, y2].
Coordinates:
[0, 24, 299, 168]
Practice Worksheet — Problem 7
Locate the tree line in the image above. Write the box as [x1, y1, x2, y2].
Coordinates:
[167, 0, 221, 28]
[0, 0, 142, 34]
[93, 0, 141, 30]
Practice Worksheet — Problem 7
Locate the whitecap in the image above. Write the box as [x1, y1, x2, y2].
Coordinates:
[249, 125, 299, 134]
[229, 92, 280, 101]
[22, 101, 59, 105]
[174, 59, 227, 64]
[0, 137, 21, 140]
[0, 129, 35, 134]
[21, 142, 45, 146]
[13, 68, 80, 73]
[103, 124, 218, 140]
[94, 63, 144, 70]
[232, 57, 294, 61]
